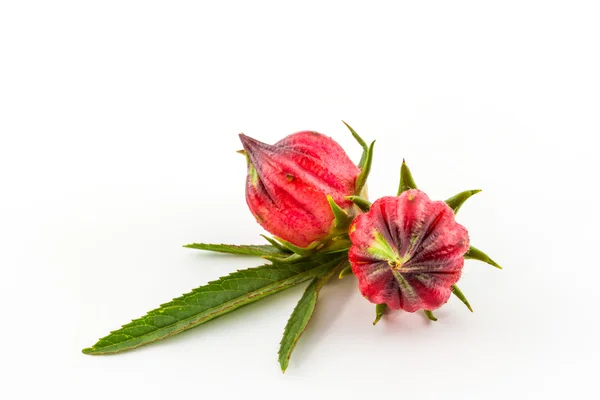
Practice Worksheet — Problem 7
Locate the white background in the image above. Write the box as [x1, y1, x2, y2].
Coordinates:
[2, 1, 599, 399]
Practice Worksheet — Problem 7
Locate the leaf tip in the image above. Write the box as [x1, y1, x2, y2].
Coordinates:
[82, 347, 94, 355]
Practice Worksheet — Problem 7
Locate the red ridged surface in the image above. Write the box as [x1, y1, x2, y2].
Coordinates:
[240, 131, 360, 247]
[348, 190, 469, 311]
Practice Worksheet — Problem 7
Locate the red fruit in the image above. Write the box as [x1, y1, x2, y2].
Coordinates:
[239, 131, 361, 248]
[348, 189, 470, 312]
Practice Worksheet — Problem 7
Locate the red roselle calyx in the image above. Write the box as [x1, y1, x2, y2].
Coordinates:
[239, 129, 370, 249]
[348, 189, 470, 312]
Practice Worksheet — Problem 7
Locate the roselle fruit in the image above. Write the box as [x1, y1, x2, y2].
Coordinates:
[239, 130, 367, 248]
[348, 189, 470, 312]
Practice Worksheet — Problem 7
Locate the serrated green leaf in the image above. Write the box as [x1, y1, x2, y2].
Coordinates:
[464, 245, 502, 269]
[278, 258, 346, 372]
[397, 159, 418, 195]
[424, 310, 438, 321]
[451, 284, 473, 312]
[355, 141, 375, 195]
[183, 243, 287, 257]
[445, 189, 481, 214]
[83, 256, 342, 355]
[346, 195, 371, 212]
[373, 304, 387, 325]
[342, 121, 369, 168]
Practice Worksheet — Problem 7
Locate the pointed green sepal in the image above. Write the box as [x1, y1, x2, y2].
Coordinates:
[451, 284, 473, 312]
[346, 195, 371, 212]
[397, 159, 418, 195]
[236, 149, 247, 156]
[262, 253, 304, 264]
[342, 121, 368, 168]
[354, 140, 375, 195]
[465, 245, 502, 269]
[274, 237, 317, 257]
[260, 235, 293, 253]
[424, 310, 438, 321]
[373, 304, 387, 325]
[338, 264, 353, 279]
[445, 189, 482, 214]
[327, 195, 351, 228]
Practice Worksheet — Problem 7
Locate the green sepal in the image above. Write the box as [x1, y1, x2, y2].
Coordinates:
[346, 195, 371, 212]
[424, 310, 438, 321]
[183, 243, 287, 257]
[342, 121, 368, 168]
[278, 257, 346, 372]
[274, 237, 318, 257]
[373, 304, 387, 325]
[338, 264, 353, 279]
[445, 189, 482, 214]
[354, 140, 375, 195]
[261, 235, 293, 253]
[327, 195, 351, 228]
[451, 284, 473, 312]
[318, 235, 352, 255]
[397, 159, 418, 195]
[82, 255, 343, 355]
[465, 245, 502, 269]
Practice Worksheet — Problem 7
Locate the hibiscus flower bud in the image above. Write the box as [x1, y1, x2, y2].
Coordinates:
[239, 130, 363, 248]
[348, 189, 470, 312]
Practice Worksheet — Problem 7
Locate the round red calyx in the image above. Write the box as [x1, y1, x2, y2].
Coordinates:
[239, 131, 360, 248]
[348, 189, 470, 312]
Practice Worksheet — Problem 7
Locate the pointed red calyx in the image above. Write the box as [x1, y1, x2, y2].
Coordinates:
[239, 131, 360, 248]
[348, 189, 470, 312]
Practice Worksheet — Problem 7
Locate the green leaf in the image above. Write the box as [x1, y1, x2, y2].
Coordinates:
[278, 258, 346, 372]
[346, 195, 371, 212]
[82, 256, 342, 355]
[445, 189, 481, 214]
[342, 121, 368, 168]
[464, 245, 502, 269]
[327, 195, 350, 228]
[424, 310, 438, 321]
[373, 304, 387, 325]
[451, 284, 473, 312]
[183, 243, 288, 257]
[397, 159, 418, 195]
[354, 140, 375, 195]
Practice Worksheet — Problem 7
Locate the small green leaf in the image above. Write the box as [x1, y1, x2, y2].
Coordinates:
[354, 140, 375, 195]
[346, 195, 371, 212]
[464, 245, 502, 269]
[327, 195, 350, 228]
[373, 304, 387, 325]
[183, 243, 286, 257]
[261, 235, 293, 253]
[83, 256, 342, 355]
[445, 189, 482, 214]
[424, 310, 438, 321]
[451, 285, 473, 312]
[342, 121, 368, 168]
[278, 258, 346, 372]
[397, 159, 418, 195]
